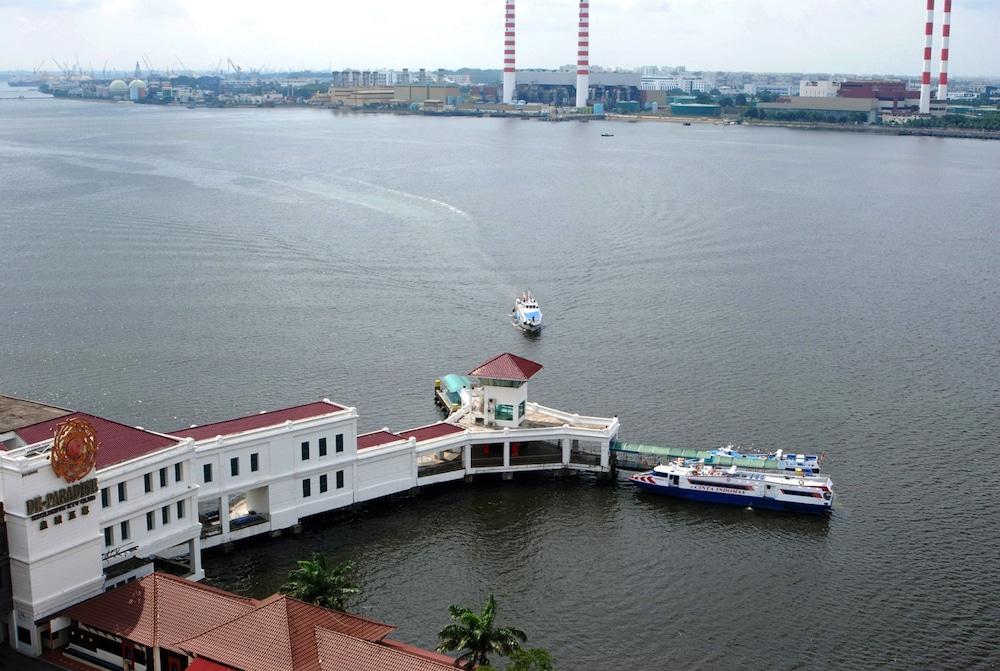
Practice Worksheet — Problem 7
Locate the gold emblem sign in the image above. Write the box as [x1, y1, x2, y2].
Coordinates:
[51, 417, 99, 483]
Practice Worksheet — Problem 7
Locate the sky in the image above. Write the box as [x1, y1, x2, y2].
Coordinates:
[1, 0, 998, 77]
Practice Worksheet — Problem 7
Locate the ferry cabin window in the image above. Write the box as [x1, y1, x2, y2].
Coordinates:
[319, 474, 328, 493]
[203, 463, 213, 483]
[103, 526, 113, 547]
[117, 482, 127, 502]
[177, 500, 185, 519]
[174, 462, 183, 482]
[319, 438, 327, 457]
[120, 520, 130, 541]
[162, 505, 170, 525]
[302, 478, 311, 498]
[250, 453, 259, 472]
[336, 434, 344, 453]
[301, 441, 310, 460]
[144, 473, 152, 493]
[159, 467, 167, 488]
[146, 511, 155, 531]
[336, 470, 344, 489]
[230, 457, 239, 477]
[101, 487, 110, 508]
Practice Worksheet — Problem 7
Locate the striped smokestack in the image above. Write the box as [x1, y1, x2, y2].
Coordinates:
[937, 0, 952, 102]
[502, 0, 516, 104]
[919, 0, 935, 114]
[575, 0, 590, 108]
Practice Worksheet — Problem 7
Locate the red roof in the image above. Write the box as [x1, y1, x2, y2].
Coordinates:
[187, 659, 237, 671]
[397, 423, 464, 443]
[468, 353, 543, 382]
[13, 412, 181, 470]
[357, 430, 402, 450]
[179, 594, 396, 671]
[172, 401, 345, 441]
[316, 630, 456, 671]
[380, 638, 459, 665]
[61, 573, 256, 648]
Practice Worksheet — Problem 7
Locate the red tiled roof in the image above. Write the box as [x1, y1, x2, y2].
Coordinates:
[357, 430, 402, 450]
[380, 639, 459, 665]
[61, 573, 256, 648]
[187, 659, 238, 671]
[171, 401, 345, 441]
[316, 630, 457, 671]
[397, 423, 464, 443]
[468, 353, 543, 382]
[179, 594, 396, 671]
[13, 412, 180, 470]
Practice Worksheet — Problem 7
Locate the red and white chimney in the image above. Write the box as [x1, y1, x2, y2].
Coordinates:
[575, 0, 590, 108]
[502, 0, 516, 104]
[919, 0, 935, 114]
[937, 0, 952, 102]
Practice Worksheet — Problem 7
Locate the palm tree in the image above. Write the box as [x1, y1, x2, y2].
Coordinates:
[280, 553, 359, 611]
[437, 593, 527, 670]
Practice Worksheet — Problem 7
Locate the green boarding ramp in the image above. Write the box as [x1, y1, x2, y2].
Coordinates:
[610, 442, 784, 471]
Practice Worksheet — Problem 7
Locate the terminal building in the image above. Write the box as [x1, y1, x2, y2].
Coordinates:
[1, 353, 619, 659]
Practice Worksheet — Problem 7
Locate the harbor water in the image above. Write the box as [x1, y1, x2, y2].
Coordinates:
[1, 93, 998, 669]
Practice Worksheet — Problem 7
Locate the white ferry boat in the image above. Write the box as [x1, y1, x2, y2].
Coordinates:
[511, 291, 543, 332]
[629, 459, 834, 514]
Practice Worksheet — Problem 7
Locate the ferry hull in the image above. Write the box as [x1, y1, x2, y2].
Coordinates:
[630, 479, 831, 515]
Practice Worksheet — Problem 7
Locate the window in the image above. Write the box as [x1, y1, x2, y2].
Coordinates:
[301, 441, 310, 460]
[230, 457, 239, 477]
[120, 520, 130, 541]
[319, 437, 327, 457]
[101, 487, 110, 508]
[336, 434, 344, 453]
[161, 505, 170, 525]
[250, 453, 259, 472]
[17, 626, 31, 646]
[177, 500, 185, 519]
[319, 474, 328, 493]
[146, 511, 155, 531]
[336, 470, 344, 489]
[103, 526, 113, 547]
[159, 467, 167, 488]
[203, 463, 213, 483]
[302, 478, 311, 498]
[144, 473, 152, 493]
[495, 404, 514, 421]
[117, 482, 127, 502]
[174, 463, 182, 482]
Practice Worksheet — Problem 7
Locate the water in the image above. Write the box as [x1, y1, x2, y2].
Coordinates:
[2, 97, 998, 669]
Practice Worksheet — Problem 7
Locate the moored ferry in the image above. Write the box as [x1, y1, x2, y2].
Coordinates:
[630, 460, 834, 514]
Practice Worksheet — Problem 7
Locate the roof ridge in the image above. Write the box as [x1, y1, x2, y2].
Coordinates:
[281, 593, 394, 630]
[154, 572, 256, 603]
[175, 590, 294, 652]
[169, 400, 344, 434]
[15, 411, 180, 445]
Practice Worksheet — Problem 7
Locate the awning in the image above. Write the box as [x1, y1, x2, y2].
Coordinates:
[187, 658, 237, 671]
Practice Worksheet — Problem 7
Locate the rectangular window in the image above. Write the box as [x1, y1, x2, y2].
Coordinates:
[117, 482, 127, 502]
[319, 474, 328, 493]
[230, 457, 239, 477]
[159, 467, 167, 488]
[161, 505, 170, 525]
[301, 441, 310, 460]
[120, 520, 130, 541]
[250, 453, 259, 472]
[302, 478, 311, 498]
[319, 437, 327, 457]
[336, 470, 344, 489]
[17, 626, 31, 646]
[146, 511, 155, 531]
[104, 526, 113, 547]
[101, 487, 110, 508]
[144, 473, 152, 493]
[174, 462, 182, 482]
[336, 434, 344, 453]
[177, 500, 185, 519]
[203, 463, 213, 483]
[495, 404, 514, 421]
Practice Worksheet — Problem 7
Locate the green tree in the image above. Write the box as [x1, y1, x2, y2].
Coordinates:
[508, 648, 555, 671]
[280, 553, 359, 611]
[734, 93, 748, 106]
[437, 594, 527, 670]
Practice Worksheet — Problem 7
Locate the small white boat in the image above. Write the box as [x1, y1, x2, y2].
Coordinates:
[511, 291, 543, 333]
[630, 459, 834, 515]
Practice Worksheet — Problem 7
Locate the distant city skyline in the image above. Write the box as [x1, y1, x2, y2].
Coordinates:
[1, 0, 999, 78]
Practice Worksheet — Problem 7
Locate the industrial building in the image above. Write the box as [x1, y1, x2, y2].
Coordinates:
[757, 96, 879, 123]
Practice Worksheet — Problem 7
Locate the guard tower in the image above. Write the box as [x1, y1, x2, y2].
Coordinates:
[468, 353, 543, 428]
